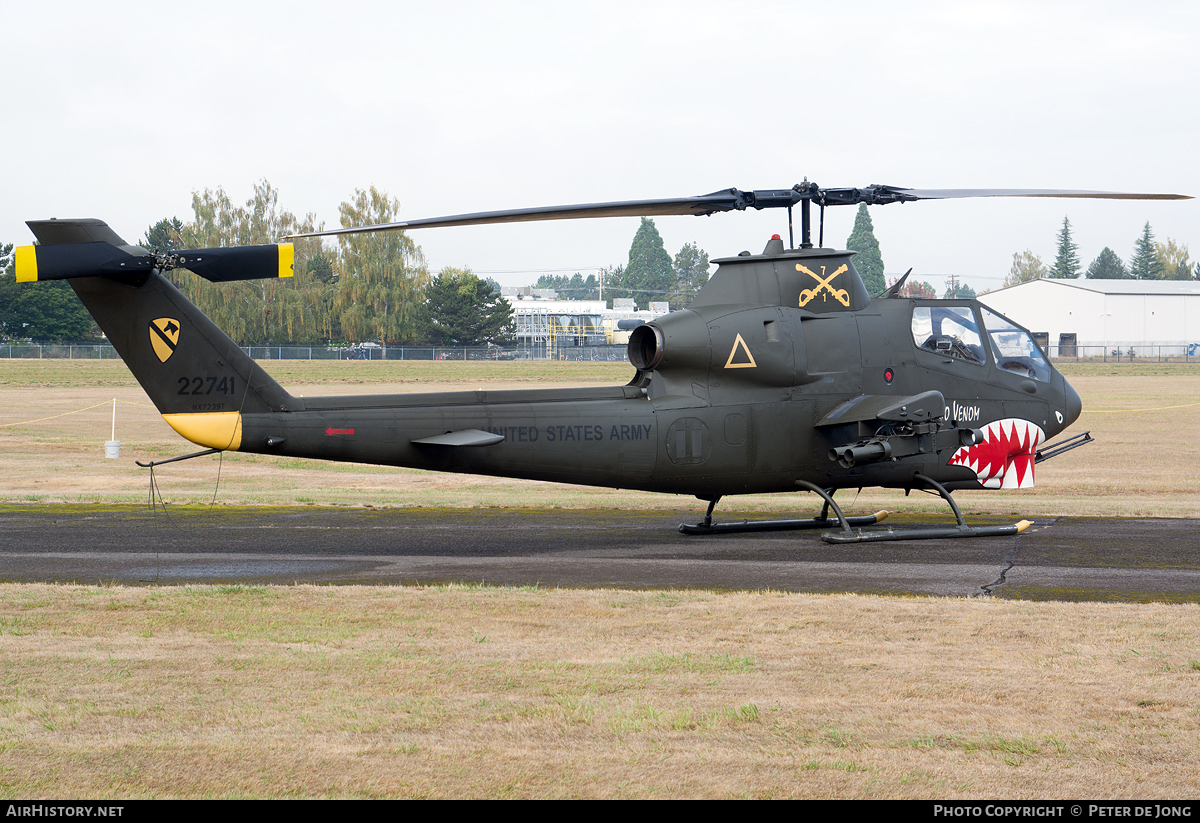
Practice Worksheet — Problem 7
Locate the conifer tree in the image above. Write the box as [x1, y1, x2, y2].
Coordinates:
[618, 218, 674, 308]
[845, 204, 886, 295]
[141, 218, 184, 255]
[1129, 222, 1165, 280]
[1050, 216, 1081, 278]
[1085, 247, 1128, 279]
[671, 241, 710, 309]
[425, 267, 515, 346]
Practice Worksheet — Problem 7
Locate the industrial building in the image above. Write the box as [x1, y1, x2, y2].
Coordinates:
[501, 287, 669, 356]
[978, 279, 1200, 359]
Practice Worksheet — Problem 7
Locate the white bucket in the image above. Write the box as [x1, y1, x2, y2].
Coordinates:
[104, 440, 120, 459]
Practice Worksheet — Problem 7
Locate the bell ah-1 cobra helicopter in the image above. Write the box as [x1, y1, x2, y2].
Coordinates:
[15, 181, 1190, 542]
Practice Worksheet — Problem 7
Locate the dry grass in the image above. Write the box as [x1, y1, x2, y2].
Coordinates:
[1, 584, 1198, 799]
[0, 359, 1196, 517]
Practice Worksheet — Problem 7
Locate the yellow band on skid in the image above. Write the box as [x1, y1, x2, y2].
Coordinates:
[278, 243, 294, 278]
[15, 246, 38, 282]
[162, 412, 243, 451]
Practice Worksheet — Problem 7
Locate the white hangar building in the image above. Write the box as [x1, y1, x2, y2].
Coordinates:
[978, 279, 1200, 358]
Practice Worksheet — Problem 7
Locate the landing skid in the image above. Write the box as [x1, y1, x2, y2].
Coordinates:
[680, 476, 1031, 543]
[679, 512, 887, 535]
[680, 483, 886, 536]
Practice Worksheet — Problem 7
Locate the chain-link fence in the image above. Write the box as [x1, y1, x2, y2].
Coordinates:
[0, 343, 632, 362]
[1045, 344, 1200, 362]
[4, 342, 1199, 363]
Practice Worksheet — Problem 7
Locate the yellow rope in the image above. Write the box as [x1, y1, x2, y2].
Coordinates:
[0, 398, 157, 428]
[1083, 401, 1200, 414]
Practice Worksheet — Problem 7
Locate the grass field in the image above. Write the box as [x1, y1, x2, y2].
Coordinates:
[2, 584, 1198, 799]
[2, 359, 1199, 798]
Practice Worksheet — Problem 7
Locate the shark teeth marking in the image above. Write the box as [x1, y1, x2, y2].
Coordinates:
[947, 418, 1045, 489]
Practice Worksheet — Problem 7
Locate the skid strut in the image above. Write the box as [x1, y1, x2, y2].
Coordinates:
[678, 485, 887, 536]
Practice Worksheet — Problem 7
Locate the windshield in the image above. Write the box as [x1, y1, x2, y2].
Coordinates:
[981, 307, 1051, 382]
[911, 306, 986, 365]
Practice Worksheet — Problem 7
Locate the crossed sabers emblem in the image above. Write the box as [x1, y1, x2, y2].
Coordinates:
[797, 264, 849, 307]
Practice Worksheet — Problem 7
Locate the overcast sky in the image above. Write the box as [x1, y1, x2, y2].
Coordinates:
[3, 0, 1196, 293]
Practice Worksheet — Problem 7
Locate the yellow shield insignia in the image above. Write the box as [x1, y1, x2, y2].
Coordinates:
[149, 318, 181, 363]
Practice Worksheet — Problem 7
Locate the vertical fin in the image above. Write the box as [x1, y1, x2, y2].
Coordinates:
[24, 219, 296, 436]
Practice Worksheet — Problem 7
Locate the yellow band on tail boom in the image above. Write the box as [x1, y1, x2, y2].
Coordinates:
[15, 246, 38, 282]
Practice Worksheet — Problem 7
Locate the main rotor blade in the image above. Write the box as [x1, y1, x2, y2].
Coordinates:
[288, 189, 763, 239]
[822, 185, 1192, 206]
[287, 183, 1191, 240]
[904, 187, 1191, 200]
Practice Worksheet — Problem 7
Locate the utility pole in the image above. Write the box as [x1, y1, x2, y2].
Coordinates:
[945, 272, 959, 298]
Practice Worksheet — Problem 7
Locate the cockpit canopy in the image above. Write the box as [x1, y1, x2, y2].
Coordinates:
[911, 303, 1051, 382]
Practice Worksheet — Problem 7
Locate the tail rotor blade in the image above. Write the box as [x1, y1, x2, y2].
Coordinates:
[15, 239, 294, 284]
[168, 244, 295, 282]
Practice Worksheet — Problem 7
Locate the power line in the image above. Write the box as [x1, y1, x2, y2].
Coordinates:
[472, 266, 608, 275]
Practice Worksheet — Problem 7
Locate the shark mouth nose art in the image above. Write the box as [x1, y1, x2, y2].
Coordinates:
[948, 418, 1045, 489]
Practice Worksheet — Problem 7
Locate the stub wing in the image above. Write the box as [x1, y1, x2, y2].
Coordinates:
[411, 429, 506, 447]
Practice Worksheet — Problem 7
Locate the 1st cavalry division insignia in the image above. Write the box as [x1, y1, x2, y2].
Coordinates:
[149, 317, 181, 363]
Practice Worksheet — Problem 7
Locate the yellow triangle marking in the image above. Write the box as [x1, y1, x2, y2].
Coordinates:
[724, 333, 757, 369]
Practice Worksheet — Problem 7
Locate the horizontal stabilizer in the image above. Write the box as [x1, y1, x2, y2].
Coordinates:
[411, 429, 506, 447]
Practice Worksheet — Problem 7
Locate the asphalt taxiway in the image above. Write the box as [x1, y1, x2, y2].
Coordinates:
[1, 505, 1198, 601]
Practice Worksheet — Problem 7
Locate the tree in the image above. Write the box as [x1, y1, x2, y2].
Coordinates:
[944, 281, 976, 299]
[305, 251, 337, 285]
[601, 264, 623, 305]
[1085, 247, 1128, 279]
[1004, 250, 1047, 288]
[1050, 216, 1081, 278]
[0, 244, 99, 342]
[889, 275, 936, 298]
[425, 267, 515, 346]
[1155, 238, 1192, 281]
[141, 217, 184, 254]
[616, 218, 674, 308]
[845, 204, 886, 296]
[671, 241, 710, 309]
[175, 180, 328, 344]
[334, 187, 429, 344]
[1129, 222, 1165, 280]
[535, 272, 600, 300]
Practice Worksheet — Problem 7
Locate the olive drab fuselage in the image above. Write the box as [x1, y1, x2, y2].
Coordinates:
[28, 218, 1080, 504]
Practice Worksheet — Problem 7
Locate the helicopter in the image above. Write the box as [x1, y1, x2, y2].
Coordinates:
[15, 182, 1190, 542]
